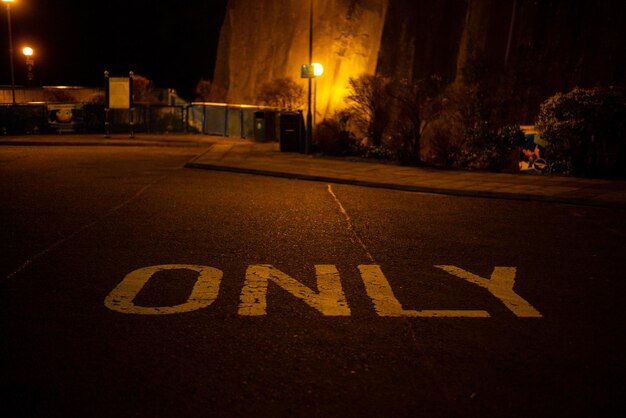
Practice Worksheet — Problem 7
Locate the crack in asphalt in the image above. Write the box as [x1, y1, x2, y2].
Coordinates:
[326, 184, 375, 263]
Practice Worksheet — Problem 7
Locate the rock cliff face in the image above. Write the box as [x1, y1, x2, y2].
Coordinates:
[213, 0, 625, 121]
[213, 0, 389, 119]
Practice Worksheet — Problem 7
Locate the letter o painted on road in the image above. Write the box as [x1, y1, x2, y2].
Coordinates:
[104, 264, 223, 315]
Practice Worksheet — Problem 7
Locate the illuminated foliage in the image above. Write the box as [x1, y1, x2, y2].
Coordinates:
[314, 110, 357, 156]
[344, 74, 393, 147]
[258, 77, 305, 110]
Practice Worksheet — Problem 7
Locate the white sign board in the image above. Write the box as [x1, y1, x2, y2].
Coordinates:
[108, 77, 130, 109]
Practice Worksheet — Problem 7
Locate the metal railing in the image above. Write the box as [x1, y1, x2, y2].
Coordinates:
[1, 102, 279, 137]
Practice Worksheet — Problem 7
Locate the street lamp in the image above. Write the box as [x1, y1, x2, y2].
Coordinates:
[311, 62, 324, 77]
[306, 0, 313, 154]
[311, 62, 323, 127]
[302, 2, 323, 154]
[22, 46, 33, 86]
[2, 0, 16, 104]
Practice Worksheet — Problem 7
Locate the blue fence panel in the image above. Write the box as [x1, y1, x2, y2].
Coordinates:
[242, 107, 258, 139]
[2, 102, 280, 138]
[202, 105, 227, 136]
[227, 107, 244, 138]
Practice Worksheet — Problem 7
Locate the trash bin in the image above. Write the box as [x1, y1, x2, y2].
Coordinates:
[254, 111, 266, 142]
[279, 111, 303, 152]
[254, 110, 277, 142]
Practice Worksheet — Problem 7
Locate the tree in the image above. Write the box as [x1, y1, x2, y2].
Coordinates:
[258, 77, 304, 109]
[194, 79, 213, 102]
[388, 75, 444, 163]
[132, 74, 156, 103]
[344, 74, 393, 147]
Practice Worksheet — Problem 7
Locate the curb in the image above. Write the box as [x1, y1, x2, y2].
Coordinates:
[0, 139, 209, 147]
[184, 162, 626, 210]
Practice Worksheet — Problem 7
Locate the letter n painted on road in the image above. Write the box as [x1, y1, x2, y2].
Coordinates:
[238, 265, 351, 316]
[105, 264, 223, 315]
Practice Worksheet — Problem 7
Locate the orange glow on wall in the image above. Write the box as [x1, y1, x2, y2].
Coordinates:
[212, 0, 389, 122]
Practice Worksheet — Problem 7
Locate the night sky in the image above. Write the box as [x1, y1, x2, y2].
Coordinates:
[0, 0, 228, 101]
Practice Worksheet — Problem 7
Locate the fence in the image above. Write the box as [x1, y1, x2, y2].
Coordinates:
[189, 103, 279, 138]
[1, 102, 279, 138]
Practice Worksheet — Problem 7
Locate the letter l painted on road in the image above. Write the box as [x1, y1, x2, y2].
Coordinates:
[358, 265, 490, 317]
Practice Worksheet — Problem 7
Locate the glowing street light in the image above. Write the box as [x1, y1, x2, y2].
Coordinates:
[2, 0, 16, 103]
[312, 62, 323, 77]
[311, 63, 323, 126]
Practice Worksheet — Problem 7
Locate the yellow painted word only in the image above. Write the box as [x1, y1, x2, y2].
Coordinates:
[105, 264, 542, 318]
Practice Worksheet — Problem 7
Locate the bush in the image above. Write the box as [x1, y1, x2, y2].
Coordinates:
[258, 77, 304, 110]
[459, 122, 524, 171]
[356, 144, 396, 160]
[313, 110, 357, 156]
[536, 87, 626, 177]
[425, 74, 523, 172]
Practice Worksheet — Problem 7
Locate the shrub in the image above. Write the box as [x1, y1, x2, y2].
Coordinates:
[313, 110, 357, 156]
[536, 87, 626, 177]
[258, 77, 304, 110]
[459, 122, 524, 171]
[425, 72, 524, 172]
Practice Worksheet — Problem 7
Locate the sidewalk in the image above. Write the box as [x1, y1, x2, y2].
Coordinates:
[2, 134, 625, 209]
[185, 137, 626, 209]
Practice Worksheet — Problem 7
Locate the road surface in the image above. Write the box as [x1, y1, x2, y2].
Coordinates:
[1, 145, 624, 417]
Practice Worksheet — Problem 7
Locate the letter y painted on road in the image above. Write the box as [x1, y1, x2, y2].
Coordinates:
[434, 265, 542, 317]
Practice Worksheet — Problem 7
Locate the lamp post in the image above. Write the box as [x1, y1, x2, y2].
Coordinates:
[2, 0, 16, 104]
[23, 46, 33, 86]
[311, 62, 323, 127]
[302, 2, 322, 153]
[306, 0, 313, 154]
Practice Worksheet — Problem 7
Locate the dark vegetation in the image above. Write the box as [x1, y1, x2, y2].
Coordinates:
[313, 70, 625, 179]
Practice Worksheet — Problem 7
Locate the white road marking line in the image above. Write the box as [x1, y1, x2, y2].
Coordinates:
[327, 184, 375, 263]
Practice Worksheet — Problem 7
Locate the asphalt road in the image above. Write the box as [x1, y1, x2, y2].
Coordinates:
[1, 146, 625, 417]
